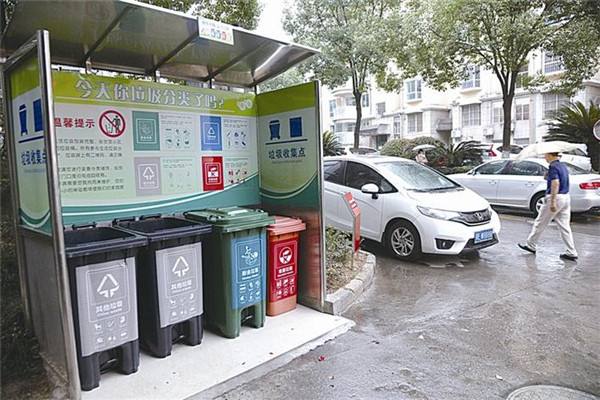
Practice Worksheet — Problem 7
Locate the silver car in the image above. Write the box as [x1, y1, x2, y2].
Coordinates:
[449, 159, 600, 216]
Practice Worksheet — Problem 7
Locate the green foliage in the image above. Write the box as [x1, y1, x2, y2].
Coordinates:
[322, 130, 344, 156]
[139, 0, 262, 30]
[434, 140, 484, 168]
[258, 68, 305, 93]
[138, 0, 196, 12]
[380, 136, 445, 164]
[380, 138, 414, 158]
[545, 101, 600, 171]
[325, 227, 351, 267]
[284, 0, 399, 148]
[387, 0, 600, 151]
[194, 0, 262, 30]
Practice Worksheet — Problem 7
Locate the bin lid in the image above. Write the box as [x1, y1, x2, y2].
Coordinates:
[185, 207, 274, 233]
[115, 217, 212, 242]
[64, 226, 147, 258]
[267, 216, 306, 236]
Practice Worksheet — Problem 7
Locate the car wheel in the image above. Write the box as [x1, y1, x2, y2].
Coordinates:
[384, 220, 422, 261]
[530, 192, 545, 217]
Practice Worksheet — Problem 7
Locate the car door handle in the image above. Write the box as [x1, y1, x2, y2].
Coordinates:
[488, 180, 497, 185]
[525, 182, 535, 187]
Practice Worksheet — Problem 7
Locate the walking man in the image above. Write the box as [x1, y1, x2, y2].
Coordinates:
[518, 152, 578, 261]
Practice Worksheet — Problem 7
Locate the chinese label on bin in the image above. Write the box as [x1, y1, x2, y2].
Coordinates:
[75, 258, 138, 357]
[155, 243, 203, 328]
[270, 239, 297, 301]
[232, 236, 265, 309]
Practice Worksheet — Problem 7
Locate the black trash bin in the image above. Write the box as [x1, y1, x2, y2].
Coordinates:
[114, 216, 212, 358]
[64, 225, 147, 391]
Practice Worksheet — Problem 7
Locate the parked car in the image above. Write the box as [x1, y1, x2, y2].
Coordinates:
[557, 147, 592, 171]
[480, 143, 523, 161]
[449, 159, 600, 216]
[341, 146, 379, 156]
[323, 155, 501, 260]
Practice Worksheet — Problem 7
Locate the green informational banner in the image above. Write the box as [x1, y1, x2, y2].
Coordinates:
[9, 54, 52, 232]
[256, 82, 324, 308]
[52, 72, 260, 225]
[257, 82, 320, 207]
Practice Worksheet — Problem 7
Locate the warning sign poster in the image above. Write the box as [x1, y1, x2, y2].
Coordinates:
[52, 71, 258, 223]
[201, 156, 224, 191]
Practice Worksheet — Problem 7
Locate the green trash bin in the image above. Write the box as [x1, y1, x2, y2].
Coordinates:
[184, 207, 275, 339]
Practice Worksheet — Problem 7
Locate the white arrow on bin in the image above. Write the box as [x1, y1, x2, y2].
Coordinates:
[172, 256, 190, 278]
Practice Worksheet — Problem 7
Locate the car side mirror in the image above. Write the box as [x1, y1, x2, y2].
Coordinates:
[361, 183, 380, 199]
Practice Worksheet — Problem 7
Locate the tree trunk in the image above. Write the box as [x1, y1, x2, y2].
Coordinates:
[502, 93, 514, 159]
[353, 90, 362, 149]
[588, 138, 600, 172]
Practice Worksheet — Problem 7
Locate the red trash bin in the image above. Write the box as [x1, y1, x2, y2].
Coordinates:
[267, 216, 306, 316]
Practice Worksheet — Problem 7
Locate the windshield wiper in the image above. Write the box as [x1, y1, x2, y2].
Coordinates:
[425, 186, 460, 192]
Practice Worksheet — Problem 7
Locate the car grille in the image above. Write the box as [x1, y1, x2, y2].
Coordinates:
[452, 209, 492, 225]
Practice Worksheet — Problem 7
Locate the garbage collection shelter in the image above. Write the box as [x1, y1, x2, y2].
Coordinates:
[0, 1, 349, 398]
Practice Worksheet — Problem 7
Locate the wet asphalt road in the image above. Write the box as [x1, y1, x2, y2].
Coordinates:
[218, 212, 600, 400]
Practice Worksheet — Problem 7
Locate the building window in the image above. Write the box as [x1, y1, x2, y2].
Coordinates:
[544, 52, 563, 74]
[361, 93, 369, 107]
[345, 96, 356, 106]
[406, 79, 422, 101]
[347, 123, 355, 132]
[543, 93, 569, 119]
[461, 104, 481, 126]
[393, 116, 402, 134]
[407, 113, 423, 133]
[493, 105, 504, 124]
[462, 65, 480, 89]
[376, 102, 386, 115]
[515, 104, 529, 121]
[330, 124, 335, 133]
[516, 63, 528, 88]
[334, 122, 344, 132]
[329, 100, 336, 118]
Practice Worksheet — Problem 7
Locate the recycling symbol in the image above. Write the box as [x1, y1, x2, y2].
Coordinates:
[142, 166, 155, 181]
[172, 256, 190, 278]
[97, 274, 119, 298]
[278, 247, 293, 265]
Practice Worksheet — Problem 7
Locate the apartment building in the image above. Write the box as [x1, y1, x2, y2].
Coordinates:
[321, 51, 600, 149]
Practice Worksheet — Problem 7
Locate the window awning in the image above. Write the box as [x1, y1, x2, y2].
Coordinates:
[0, 0, 319, 88]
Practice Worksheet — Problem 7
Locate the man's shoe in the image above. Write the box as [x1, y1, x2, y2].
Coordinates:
[560, 253, 578, 261]
[518, 243, 536, 254]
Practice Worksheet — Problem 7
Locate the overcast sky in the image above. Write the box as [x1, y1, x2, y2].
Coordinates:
[256, 0, 291, 40]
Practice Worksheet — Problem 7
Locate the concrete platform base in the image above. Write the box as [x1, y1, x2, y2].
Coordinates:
[82, 306, 353, 400]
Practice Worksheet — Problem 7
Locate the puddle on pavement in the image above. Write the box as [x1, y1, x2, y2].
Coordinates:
[524, 252, 566, 272]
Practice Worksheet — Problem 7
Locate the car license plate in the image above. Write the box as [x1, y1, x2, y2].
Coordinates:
[474, 229, 494, 244]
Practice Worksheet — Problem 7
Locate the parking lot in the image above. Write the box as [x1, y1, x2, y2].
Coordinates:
[218, 211, 600, 400]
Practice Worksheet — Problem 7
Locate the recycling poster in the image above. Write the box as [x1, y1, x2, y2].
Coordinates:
[9, 54, 52, 233]
[52, 72, 259, 224]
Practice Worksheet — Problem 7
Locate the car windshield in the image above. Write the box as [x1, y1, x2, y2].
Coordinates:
[377, 161, 460, 191]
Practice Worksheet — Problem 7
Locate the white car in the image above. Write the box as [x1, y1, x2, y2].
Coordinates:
[323, 156, 501, 260]
[449, 159, 600, 216]
[558, 147, 592, 171]
[480, 143, 523, 161]
[341, 146, 379, 156]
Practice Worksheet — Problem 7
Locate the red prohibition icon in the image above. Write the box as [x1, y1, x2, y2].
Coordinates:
[99, 110, 126, 138]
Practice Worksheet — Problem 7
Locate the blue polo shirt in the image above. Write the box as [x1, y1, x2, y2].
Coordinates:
[546, 160, 569, 194]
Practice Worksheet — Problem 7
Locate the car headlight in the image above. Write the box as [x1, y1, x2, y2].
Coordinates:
[417, 206, 461, 221]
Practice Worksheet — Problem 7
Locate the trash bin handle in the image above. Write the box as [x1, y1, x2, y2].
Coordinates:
[140, 213, 162, 220]
[70, 222, 97, 230]
[113, 216, 136, 224]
